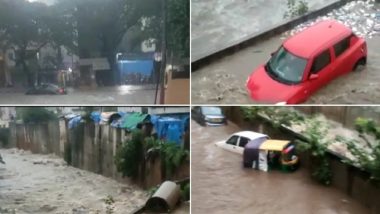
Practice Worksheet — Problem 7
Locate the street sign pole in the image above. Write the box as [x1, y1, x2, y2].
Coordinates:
[159, 0, 167, 104]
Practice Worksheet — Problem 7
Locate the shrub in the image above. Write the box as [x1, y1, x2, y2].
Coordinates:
[296, 118, 332, 185]
[338, 118, 380, 181]
[17, 107, 57, 123]
[284, 0, 309, 18]
[114, 130, 144, 179]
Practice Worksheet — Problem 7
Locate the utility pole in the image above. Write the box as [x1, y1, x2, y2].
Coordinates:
[159, 0, 167, 104]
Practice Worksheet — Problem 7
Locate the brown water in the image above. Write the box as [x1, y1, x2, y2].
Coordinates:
[191, 119, 369, 214]
[0, 148, 189, 214]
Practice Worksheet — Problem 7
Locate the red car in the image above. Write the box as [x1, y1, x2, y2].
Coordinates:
[246, 20, 367, 104]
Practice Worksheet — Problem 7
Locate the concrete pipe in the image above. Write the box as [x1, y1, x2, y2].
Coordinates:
[145, 181, 181, 213]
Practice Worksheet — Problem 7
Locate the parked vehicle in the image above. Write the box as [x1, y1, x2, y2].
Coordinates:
[191, 106, 227, 126]
[246, 19, 367, 104]
[243, 139, 298, 172]
[215, 131, 268, 154]
[25, 83, 67, 95]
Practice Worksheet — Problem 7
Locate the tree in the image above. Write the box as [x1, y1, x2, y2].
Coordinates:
[0, 0, 51, 86]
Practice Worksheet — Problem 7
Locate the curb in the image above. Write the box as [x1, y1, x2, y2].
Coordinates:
[192, 0, 355, 71]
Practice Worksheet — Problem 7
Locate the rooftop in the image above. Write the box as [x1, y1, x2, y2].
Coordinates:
[283, 20, 352, 58]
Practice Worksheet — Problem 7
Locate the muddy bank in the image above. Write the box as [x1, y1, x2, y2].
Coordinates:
[0, 148, 148, 214]
[191, 120, 369, 213]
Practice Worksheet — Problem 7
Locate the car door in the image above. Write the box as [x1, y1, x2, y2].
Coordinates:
[224, 135, 240, 153]
[332, 35, 354, 75]
[236, 137, 250, 154]
[306, 48, 334, 96]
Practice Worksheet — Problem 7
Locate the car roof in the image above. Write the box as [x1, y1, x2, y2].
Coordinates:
[233, 131, 268, 140]
[283, 20, 352, 58]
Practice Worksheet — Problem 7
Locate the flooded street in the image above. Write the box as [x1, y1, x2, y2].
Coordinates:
[191, 119, 369, 213]
[0, 149, 148, 214]
[0, 85, 156, 105]
[191, 1, 380, 104]
[191, 34, 380, 104]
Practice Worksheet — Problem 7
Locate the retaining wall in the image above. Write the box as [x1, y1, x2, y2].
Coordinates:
[9, 120, 189, 189]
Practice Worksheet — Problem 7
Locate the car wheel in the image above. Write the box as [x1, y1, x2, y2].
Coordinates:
[353, 57, 366, 72]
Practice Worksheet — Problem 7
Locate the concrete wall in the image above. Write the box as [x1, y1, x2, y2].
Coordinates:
[9, 120, 189, 189]
[296, 106, 380, 129]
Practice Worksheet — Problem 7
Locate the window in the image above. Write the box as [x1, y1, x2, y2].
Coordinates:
[239, 137, 250, 148]
[334, 37, 350, 58]
[226, 135, 239, 146]
[311, 50, 331, 74]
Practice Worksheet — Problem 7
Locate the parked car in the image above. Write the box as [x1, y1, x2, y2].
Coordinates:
[246, 19, 367, 104]
[191, 106, 227, 126]
[215, 131, 268, 154]
[25, 83, 67, 95]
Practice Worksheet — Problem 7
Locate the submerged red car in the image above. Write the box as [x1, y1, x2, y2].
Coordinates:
[246, 20, 367, 104]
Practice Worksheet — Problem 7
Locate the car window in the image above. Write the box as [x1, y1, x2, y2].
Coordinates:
[239, 137, 250, 147]
[226, 135, 239, 146]
[334, 37, 350, 58]
[311, 50, 331, 74]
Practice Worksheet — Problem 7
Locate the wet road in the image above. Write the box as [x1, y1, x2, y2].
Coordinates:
[0, 85, 157, 105]
[191, 119, 369, 214]
[0, 149, 148, 214]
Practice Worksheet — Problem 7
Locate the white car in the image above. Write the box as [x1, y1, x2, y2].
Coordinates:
[215, 131, 269, 154]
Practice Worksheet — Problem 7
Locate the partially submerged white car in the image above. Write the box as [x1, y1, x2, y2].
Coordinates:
[215, 131, 269, 154]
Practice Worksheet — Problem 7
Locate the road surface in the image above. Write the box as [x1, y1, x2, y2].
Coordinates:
[191, 119, 369, 213]
[0, 85, 157, 105]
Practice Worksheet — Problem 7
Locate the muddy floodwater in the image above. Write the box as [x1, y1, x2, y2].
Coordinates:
[0, 149, 148, 214]
[191, 120, 369, 214]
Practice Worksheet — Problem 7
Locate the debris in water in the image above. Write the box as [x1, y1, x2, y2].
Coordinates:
[283, 0, 378, 39]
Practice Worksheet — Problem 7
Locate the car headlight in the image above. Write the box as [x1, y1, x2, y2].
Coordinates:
[275, 101, 287, 105]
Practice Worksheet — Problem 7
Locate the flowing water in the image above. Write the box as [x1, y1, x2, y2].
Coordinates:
[0, 148, 148, 214]
[191, 119, 369, 214]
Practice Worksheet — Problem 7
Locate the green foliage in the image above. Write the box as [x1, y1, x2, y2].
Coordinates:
[338, 118, 380, 181]
[167, 0, 190, 57]
[17, 107, 57, 123]
[296, 118, 332, 185]
[241, 106, 304, 127]
[114, 129, 144, 179]
[180, 181, 190, 201]
[103, 195, 115, 214]
[355, 117, 380, 139]
[146, 137, 189, 178]
[284, 0, 309, 18]
[0, 128, 10, 147]
[81, 107, 95, 122]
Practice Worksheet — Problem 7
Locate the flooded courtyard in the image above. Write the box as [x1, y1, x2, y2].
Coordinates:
[0, 149, 148, 214]
[191, 119, 369, 213]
